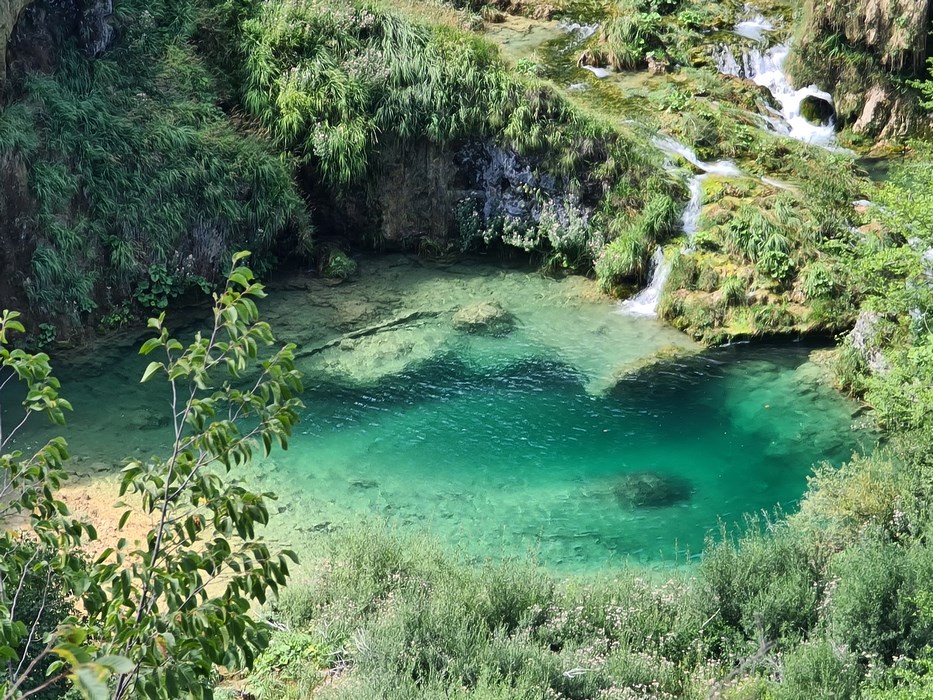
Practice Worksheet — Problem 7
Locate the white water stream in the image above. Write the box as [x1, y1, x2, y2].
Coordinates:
[619, 6, 839, 316]
[716, 44, 836, 146]
[620, 145, 718, 317]
[653, 136, 744, 176]
[733, 14, 773, 42]
[619, 248, 671, 317]
[713, 14, 837, 147]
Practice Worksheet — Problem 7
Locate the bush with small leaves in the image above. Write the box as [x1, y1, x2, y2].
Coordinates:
[1, 252, 303, 700]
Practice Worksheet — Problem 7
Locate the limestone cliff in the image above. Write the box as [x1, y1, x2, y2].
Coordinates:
[1, 0, 112, 84]
[0, 0, 33, 82]
[789, 0, 932, 139]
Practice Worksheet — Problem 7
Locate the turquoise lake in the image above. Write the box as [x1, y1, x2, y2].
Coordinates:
[3, 257, 870, 572]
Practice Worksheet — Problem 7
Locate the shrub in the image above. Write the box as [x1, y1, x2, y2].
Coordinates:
[828, 538, 913, 661]
[596, 229, 650, 289]
[775, 639, 862, 700]
[720, 275, 747, 307]
[801, 262, 837, 301]
[321, 249, 358, 280]
[697, 522, 823, 648]
[246, 631, 329, 699]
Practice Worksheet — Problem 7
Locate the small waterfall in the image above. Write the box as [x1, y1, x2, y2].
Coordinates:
[714, 41, 836, 147]
[619, 248, 671, 317]
[681, 176, 704, 243]
[560, 21, 599, 41]
[619, 138, 734, 317]
[652, 136, 743, 176]
[733, 14, 774, 42]
[581, 65, 613, 79]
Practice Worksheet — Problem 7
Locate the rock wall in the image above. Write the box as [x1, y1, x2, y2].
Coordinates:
[308, 139, 585, 252]
[0, 0, 33, 82]
[0, 154, 34, 315]
[1, 0, 112, 84]
[790, 0, 932, 139]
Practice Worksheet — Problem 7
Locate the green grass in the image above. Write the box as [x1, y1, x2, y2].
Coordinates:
[1, 0, 309, 325]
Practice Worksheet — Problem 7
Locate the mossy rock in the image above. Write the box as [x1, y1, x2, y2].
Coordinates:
[799, 95, 834, 125]
[321, 249, 358, 281]
[613, 470, 693, 509]
[452, 301, 515, 336]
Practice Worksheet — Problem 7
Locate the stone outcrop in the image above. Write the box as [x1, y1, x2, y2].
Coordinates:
[849, 310, 890, 374]
[310, 139, 587, 252]
[1, 0, 113, 84]
[0, 0, 34, 82]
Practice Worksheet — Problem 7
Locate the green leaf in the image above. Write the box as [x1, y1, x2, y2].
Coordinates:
[97, 654, 135, 674]
[73, 665, 110, 700]
[141, 361, 163, 383]
[139, 337, 163, 356]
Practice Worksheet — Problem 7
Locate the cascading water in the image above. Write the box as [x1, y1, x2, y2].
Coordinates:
[733, 14, 773, 42]
[619, 145, 721, 317]
[653, 136, 743, 176]
[581, 65, 613, 79]
[720, 45, 836, 146]
[681, 176, 704, 243]
[713, 11, 837, 147]
[560, 21, 598, 41]
[618, 248, 671, 317]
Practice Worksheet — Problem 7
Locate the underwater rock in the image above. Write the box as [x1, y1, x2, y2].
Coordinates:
[598, 345, 697, 395]
[613, 471, 693, 509]
[452, 301, 515, 336]
[349, 478, 379, 490]
[799, 94, 835, 125]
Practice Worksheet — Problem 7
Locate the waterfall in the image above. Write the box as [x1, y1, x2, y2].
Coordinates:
[681, 176, 704, 244]
[618, 248, 671, 317]
[714, 40, 837, 147]
[560, 21, 598, 41]
[733, 14, 774, 42]
[652, 136, 743, 176]
[619, 138, 736, 317]
[581, 65, 613, 79]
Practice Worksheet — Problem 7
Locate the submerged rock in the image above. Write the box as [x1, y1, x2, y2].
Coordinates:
[613, 471, 693, 509]
[452, 301, 514, 336]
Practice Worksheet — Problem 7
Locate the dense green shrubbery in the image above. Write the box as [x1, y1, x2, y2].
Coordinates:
[229, 0, 655, 184]
[203, 0, 682, 274]
[581, 0, 740, 71]
[1, 0, 308, 325]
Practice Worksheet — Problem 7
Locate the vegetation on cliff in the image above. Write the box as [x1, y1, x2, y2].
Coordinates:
[1, 0, 933, 697]
[788, 0, 930, 139]
[0, 0, 308, 331]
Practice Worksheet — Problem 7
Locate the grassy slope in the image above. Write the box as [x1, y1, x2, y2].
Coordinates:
[0, 0, 309, 331]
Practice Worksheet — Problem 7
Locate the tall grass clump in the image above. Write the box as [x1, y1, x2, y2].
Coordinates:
[1, 0, 308, 325]
[208, 0, 673, 273]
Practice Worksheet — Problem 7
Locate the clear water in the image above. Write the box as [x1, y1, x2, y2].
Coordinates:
[257, 343, 864, 571]
[3, 259, 868, 573]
